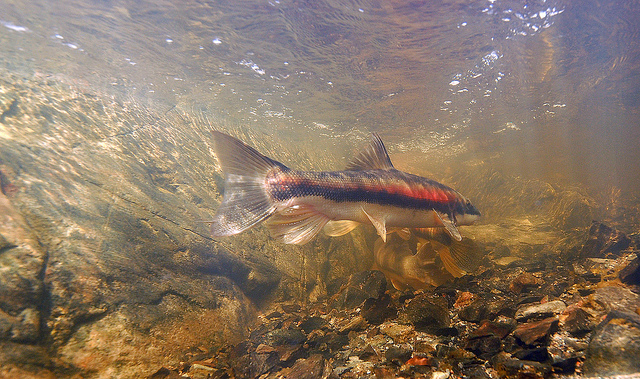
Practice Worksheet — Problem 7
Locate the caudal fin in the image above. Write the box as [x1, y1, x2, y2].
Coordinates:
[209, 131, 287, 238]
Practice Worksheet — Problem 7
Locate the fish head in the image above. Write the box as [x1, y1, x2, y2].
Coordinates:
[453, 197, 481, 226]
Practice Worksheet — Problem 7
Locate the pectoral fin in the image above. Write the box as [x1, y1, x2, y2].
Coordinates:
[435, 212, 462, 241]
[323, 220, 360, 237]
[362, 208, 387, 242]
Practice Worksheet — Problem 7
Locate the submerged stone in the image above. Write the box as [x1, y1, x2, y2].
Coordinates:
[333, 270, 387, 310]
[583, 310, 640, 376]
[514, 300, 566, 321]
[619, 253, 640, 286]
[513, 317, 559, 346]
[398, 294, 450, 334]
[580, 222, 631, 259]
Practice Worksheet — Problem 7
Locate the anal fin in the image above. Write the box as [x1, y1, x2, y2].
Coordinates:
[323, 220, 360, 237]
[265, 205, 329, 245]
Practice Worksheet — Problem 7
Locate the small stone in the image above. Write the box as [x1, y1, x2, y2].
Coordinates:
[509, 272, 543, 293]
[361, 294, 396, 325]
[465, 335, 502, 359]
[333, 270, 387, 309]
[559, 305, 592, 335]
[454, 291, 475, 308]
[337, 315, 368, 334]
[514, 300, 566, 321]
[357, 344, 378, 360]
[547, 333, 587, 374]
[491, 352, 552, 378]
[299, 316, 327, 334]
[582, 310, 640, 376]
[287, 354, 326, 379]
[470, 319, 514, 339]
[399, 294, 450, 334]
[494, 256, 523, 267]
[458, 295, 508, 323]
[512, 317, 559, 346]
[385, 344, 412, 365]
[255, 343, 276, 354]
[148, 367, 181, 379]
[619, 253, 640, 286]
[513, 347, 549, 362]
[262, 327, 306, 346]
[379, 322, 413, 341]
[580, 221, 631, 259]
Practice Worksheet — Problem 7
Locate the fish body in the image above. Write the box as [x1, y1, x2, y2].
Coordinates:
[209, 131, 480, 245]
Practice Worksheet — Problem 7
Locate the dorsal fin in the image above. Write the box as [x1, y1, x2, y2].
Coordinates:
[346, 133, 395, 171]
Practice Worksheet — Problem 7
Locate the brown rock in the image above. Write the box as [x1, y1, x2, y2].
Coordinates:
[470, 320, 514, 339]
[619, 253, 640, 286]
[399, 294, 450, 334]
[580, 222, 631, 259]
[287, 355, 328, 379]
[560, 305, 593, 335]
[509, 272, 543, 293]
[513, 317, 559, 345]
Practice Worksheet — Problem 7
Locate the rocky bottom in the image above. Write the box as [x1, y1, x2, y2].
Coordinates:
[151, 223, 640, 379]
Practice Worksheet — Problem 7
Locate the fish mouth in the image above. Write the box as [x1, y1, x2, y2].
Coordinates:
[453, 199, 481, 226]
[466, 201, 481, 217]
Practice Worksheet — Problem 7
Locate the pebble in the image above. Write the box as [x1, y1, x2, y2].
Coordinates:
[559, 305, 592, 335]
[580, 221, 631, 259]
[286, 354, 328, 379]
[512, 317, 559, 346]
[619, 252, 640, 286]
[398, 294, 450, 333]
[333, 271, 387, 309]
[509, 272, 544, 293]
[470, 319, 515, 339]
[514, 300, 566, 321]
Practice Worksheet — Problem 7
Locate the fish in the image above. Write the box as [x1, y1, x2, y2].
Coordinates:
[208, 131, 480, 245]
[374, 228, 484, 290]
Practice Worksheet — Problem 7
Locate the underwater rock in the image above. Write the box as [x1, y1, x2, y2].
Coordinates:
[619, 252, 640, 286]
[580, 221, 631, 259]
[0, 191, 45, 345]
[514, 300, 566, 321]
[465, 335, 502, 359]
[286, 354, 329, 379]
[458, 295, 509, 323]
[0, 73, 378, 377]
[333, 270, 387, 309]
[385, 344, 413, 365]
[509, 272, 544, 293]
[559, 305, 593, 336]
[582, 310, 640, 376]
[512, 317, 559, 346]
[491, 352, 552, 378]
[469, 319, 515, 339]
[398, 293, 450, 334]
[360, 294, 397, 325]
[512, 347, 549, 362]
[589, 285, 640, 315]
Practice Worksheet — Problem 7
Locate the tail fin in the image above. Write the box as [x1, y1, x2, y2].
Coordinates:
[209, 131, 287, 238]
